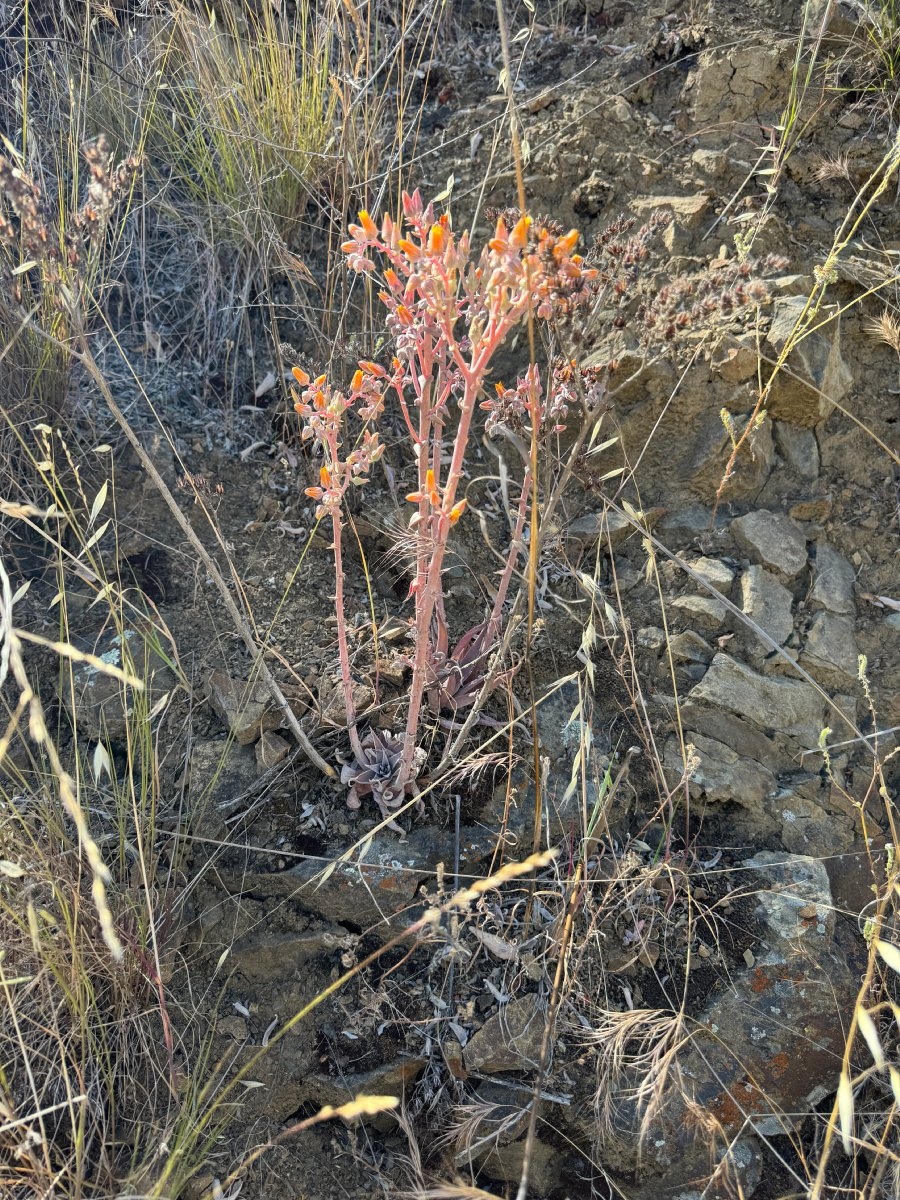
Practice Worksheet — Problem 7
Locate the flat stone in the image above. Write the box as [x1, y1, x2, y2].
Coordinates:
[67, 627, 175, 741]
[731, 509, 808, 579]
[213, 829, 434, 936]
[712, 340, 758, 383]
[809, 542, 856, 614]
[678, 702, 782, 767]
[230, 928, 354, 981]
[800, 611, 859, 686]
[825, 843, 887, 916]
[689, 653, 825, 743]
[631, 192, 710, 228]
[667, 732, 776, 812]
[688, 409, 776, 501]
[255, 730, 291, 770]
[476, 1133, 568, 1195]
[669, 630, 714, 664]
[189, 740, 258, 838]
[208, 669, 282, 745]
[463, 996, 545, 1074]
[739, 565, 794, 653]
[765, 296, 853, 426]
[658, 504, 727, 541]
[566, 507, 663, 550]
[685, 555, 736, 591]
[291, 1057, 427, 1129]
[671, 594, 730, 633]
[598, 851, 856, 1198]
[777, 793, 855, 858]
[774, 422, 820, 478]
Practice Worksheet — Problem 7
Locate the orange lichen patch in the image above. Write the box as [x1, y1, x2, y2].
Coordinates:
[708, 1076, 768, 1133]
[770, 1052, 790, 1079]
[750, 967, 774, 994]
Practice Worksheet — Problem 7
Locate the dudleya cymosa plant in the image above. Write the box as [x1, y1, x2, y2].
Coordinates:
[294, 191, 606, 826]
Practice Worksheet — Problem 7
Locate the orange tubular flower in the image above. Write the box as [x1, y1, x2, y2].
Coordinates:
[488, 220, 509, 253]
[357, 210, 378, 239]
[406, 468, 441, 506]
[292, 366, 310, 386]
[397, 238, 421, 260]
[359, 360, 386, 377]
[448, 499, 468, 525]
[427, 223, 446, 254]
[351, 369, 364, 393]
[510, 215, 532, 251]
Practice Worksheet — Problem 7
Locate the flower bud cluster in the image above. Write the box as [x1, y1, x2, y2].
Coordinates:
[341, 189, 598, 361]
[292, 365, 386, 521]
[481, 360, 613, 443]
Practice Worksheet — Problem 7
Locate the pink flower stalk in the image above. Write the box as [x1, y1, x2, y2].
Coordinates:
[342, 192, 597, 793]
[292, 367, 384, 767]
[297, 193, 598, 826]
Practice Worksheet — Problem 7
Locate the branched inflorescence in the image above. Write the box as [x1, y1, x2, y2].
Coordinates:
[0, 135, 139, 302]
[294, 191, 599, 827]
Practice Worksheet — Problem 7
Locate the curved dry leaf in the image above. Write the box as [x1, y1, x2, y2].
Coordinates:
[876, 939, 900, 974]
[837, 1071, 854, 1156]
[857, 1005, 884, 1069]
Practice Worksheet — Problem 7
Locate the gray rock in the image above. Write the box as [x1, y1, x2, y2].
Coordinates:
[658, 504, 729, 542]
[773, 422, 820, 479]
[607, 853, 855, 1198]
[286, 1057, 427, 1128]
[669, 630, 714, 664]
[255, 730, 291, 770]
[712, 339, 758, 383]
[188, 739, 258, 838]
[670, 593, 730, 633]
[777, 791, 855, 858]
[731, 510, 808, 579]
[678, 702, 782, 767]
[214, 820, 505, 939]
[800, 611, 859, 686]
[463, 995, 545, 1074]
[208, 669, 283, 745]
[809, 543, 856, 614]
[689, 653, 825, 743]
[571, 504, 662, 549]
[825, 843, 887, 916]
[686, 555, 736, 591]
[765, 296, 853, 426]
[637, 626, 666, 650]
[68, 627, 175, 741]
[230, 927, 354, 981]
[476, 1132, 568, 1195]
[739, 565, 794, 654]
[688, 408, 776, 501]
[667, 732, 776, 812]
[566, 509, 633, 550]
